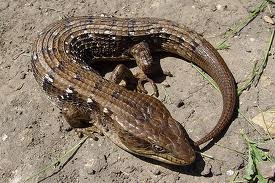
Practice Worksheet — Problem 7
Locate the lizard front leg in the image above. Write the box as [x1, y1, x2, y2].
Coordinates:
[61, 103, 103, 140]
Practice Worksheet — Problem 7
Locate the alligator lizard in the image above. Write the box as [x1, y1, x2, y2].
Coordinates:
[31, 15, 236, 165]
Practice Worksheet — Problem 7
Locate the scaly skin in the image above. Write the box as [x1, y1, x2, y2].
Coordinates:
[31, 15, 236, 165]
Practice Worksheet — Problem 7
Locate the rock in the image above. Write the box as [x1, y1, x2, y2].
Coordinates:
[176, 99, 185, 108]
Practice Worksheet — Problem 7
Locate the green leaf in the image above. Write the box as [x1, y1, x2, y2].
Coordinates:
[244, 146, 256, 180]
[242, 132, 275, 182]
[216, 41, 230, 50]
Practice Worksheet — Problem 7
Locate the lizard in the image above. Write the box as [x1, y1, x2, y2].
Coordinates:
[31, 15, 236, 165]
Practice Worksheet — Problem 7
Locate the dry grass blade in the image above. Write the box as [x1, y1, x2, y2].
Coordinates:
[216, 0, 270, 50]
[191, 63, 219, 91]
[237, 29, 274, 95]
[196, 3, 274, 96]
[239, 111, 266, 138]
[23, 137, 88, 183]
[253, 29, 275, 86]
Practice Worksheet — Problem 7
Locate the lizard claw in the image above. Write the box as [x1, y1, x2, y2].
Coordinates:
[163, 70, 173, 77]
[137, 76, 159, 97]
[75, 126, 104, 141]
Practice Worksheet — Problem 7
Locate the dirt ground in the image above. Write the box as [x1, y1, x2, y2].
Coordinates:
[0, 0, 274, 182]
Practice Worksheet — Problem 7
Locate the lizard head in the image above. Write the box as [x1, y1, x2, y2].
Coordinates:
[111, 103, 196, 166]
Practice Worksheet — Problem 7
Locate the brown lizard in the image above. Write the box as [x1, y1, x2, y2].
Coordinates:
[31, 15, 236, 165]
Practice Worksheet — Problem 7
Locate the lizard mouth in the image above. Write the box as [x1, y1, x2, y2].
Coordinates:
[128, 148, 196, 166]
[116, 141, 196, 165]
[147, 153, 196, 166]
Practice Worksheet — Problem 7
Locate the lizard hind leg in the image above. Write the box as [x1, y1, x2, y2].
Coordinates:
[129, 41, 172, 97]
[109, 64, 158, 96]
[109, 64, 138, 91]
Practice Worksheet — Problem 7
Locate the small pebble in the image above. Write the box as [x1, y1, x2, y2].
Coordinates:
[176, 99, 185, 108]
[85, 156, 107, 175]
[216, 4, 227, 11]
[162, 81, 170, 88]
[64, 126, 73, 132]
[201, 164, 212, 176]
[87, 169, 96, 175]
[249, 38, 255, 42]
[226, 169, 234, 176]
[2, 134, 8, 141]
[211, 162, 222, 176]
[20, 73, 27, 79]
[211, 5, 217, 12]
[263, 15, 274, 25]
[0, 2, 9, 11]
[151, 168, 161, 175]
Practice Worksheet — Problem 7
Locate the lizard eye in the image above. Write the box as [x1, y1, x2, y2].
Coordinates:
[152, 144, 166, 153]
